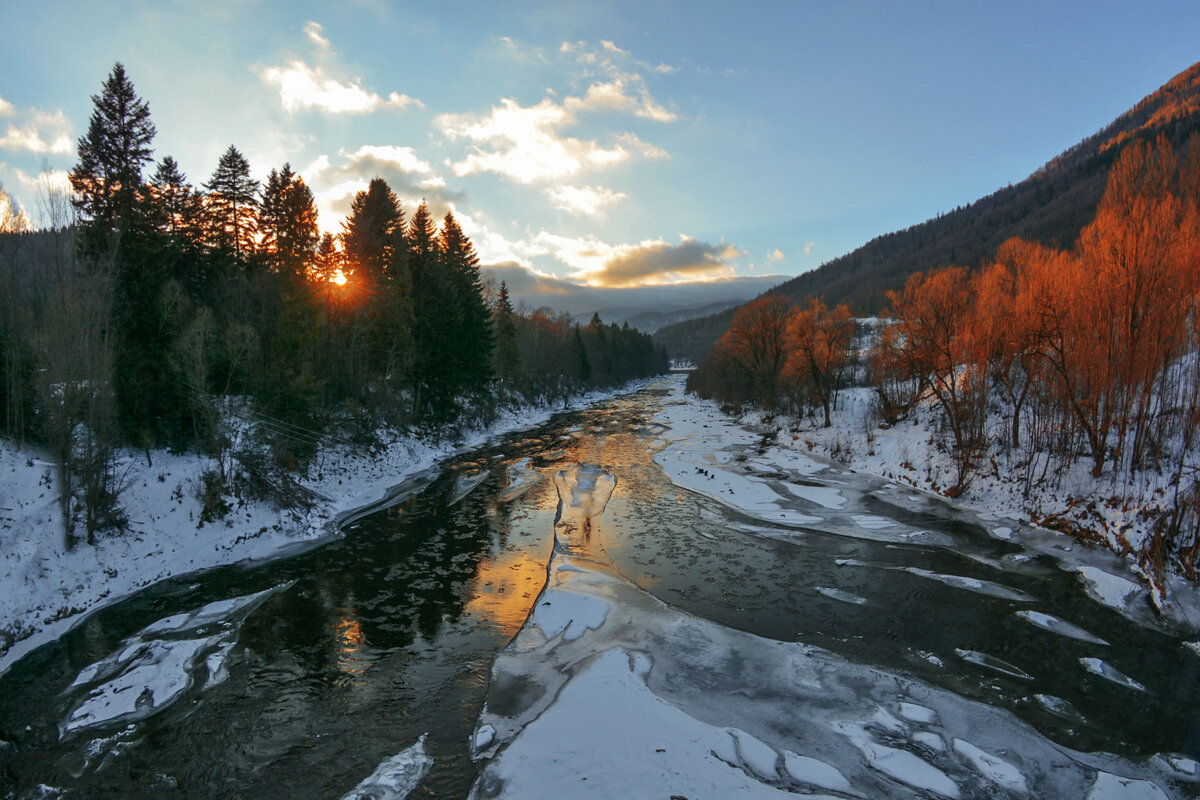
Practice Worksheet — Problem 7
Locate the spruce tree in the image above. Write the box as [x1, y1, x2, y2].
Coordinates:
[494, 281, 520, 387]
[438, 211, 494, 399]
[69, 62, 156, 252]
[260, 163, 319, 280]
[204, 145, 259, 260]
[342, 178, 404, 286]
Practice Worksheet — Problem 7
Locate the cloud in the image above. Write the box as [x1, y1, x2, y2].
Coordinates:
[804, 240, 816, 255]
[586, 237, 742, 288]
[260, 60, 423, 114]
[481, 260, 784, 318]
[766, 248, 785, 263]
[545, 184, 627, 216]
[0, 108, 73, 155]
[438, 98, 629, 183]
[438, 39, 676, 184]
[303, 21, 331, 51]
[301, 144, 462, 231]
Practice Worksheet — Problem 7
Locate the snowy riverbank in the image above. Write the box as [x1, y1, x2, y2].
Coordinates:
[0, 382, 652, 677]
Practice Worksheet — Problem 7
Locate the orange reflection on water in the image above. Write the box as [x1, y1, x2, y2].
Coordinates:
[464, 545, 550, 639]
[333, 611, 376, 681]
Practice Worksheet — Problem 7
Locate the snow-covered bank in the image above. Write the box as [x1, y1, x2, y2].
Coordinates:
[651, 378, 1200, 634]
[0, 381, 653, 677]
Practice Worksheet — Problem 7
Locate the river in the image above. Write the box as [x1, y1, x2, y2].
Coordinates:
[0, 377, 1197, 798]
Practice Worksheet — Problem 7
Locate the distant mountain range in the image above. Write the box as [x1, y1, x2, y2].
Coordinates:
[655, 60, 1200, 363]
[572, 300, 742, 333]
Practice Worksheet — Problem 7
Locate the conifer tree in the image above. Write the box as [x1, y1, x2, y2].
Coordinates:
[204, 145, 259, 259]
[260, 163, 319, 280]
[438, 211, 494, 398]
[342, 178, 404, 285]
[494, 280, 520, 386]
[69, 62, 156, 251]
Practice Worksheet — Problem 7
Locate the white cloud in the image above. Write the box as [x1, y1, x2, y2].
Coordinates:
[260, 60, 423, 114]
[0, 107, 73, 155]
[0, 123, 72, 155]
[439, 98, 635, 184]
[303, 20, 331, 51]
[767, 248, 785, 263]
[804, 240, 816, 255]
[545, 184, 628, 217]
[301, 145, 458, 233]
[438, 83, 670, 185]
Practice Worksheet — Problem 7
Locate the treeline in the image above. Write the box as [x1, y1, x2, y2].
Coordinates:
[690, 134, 1200, 579]
[0, 63, 666, 547]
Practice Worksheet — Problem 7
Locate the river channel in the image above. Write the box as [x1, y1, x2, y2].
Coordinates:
[0, 377, 1197, 798]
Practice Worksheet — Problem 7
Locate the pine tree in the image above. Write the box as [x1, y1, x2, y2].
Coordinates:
[438, 211, 494, 400]
[69, 62, 156, 252]
[204, 145, 259, 260]
[260, 163, 319, 281]
[494, 280, 520, 387]
[342, 177, 404, 286]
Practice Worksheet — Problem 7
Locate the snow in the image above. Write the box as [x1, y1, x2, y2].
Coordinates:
[953, 738, 1028, 795]
[836, 720, 961, 798]
[0, 381, 653, 678]
[1088, 771, 1172, 800]
[1074, 566, 1145, 614]
[815, 586, 868, 605]
[339, 734, 432, 800]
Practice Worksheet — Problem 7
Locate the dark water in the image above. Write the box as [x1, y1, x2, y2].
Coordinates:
[1, 379, 1197, 798]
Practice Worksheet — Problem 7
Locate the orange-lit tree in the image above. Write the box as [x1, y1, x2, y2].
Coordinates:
[781, 298, 854, 427]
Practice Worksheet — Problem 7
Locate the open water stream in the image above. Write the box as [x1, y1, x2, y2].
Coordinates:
[0, 378, 1197, 798]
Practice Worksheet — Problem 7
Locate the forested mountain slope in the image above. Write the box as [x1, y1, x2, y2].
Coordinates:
[656, 60, 1200, 363]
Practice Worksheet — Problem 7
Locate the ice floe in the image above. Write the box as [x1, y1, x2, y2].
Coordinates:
[339, 734, 432, 800]
[954, 649, 1035, 681]
[496, 458, 542, 503]
[1080, 657, 1148, 692]
[905, 568, 1035, 602]
[448, 469, 490, 505]
[60, 585, 287, 737]
[815, 586, 868, 605]
[1016, 610, 1109, 645]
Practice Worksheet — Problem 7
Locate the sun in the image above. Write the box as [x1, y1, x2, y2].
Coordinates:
[332, 268, 348, 286]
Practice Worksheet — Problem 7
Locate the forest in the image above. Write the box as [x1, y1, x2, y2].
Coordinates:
[0, 64, 667, 547]
[689, 134, 1200, 582]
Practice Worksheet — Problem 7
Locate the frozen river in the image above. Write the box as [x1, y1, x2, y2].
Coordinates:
[1, 377, 1197, 798]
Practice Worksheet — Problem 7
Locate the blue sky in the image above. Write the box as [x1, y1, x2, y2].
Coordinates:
[2, 1, 1198, 312]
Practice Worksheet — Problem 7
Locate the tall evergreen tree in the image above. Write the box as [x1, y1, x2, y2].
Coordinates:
[342, 177, 404, 286]
[204, 145, 259, 260]
[69, 62, 156, 252]
[493, 280, 520, 386]
[438, 211, 494, 398]
[260, 163, 319, 280]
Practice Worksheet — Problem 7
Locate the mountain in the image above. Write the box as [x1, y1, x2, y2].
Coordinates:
[572, 300, 742, 334]
[655, 60, 1200, 363]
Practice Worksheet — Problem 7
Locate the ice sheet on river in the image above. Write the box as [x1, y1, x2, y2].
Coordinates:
[339, 733, 433, 800]
[469, 505, 1191, 798]
[60, 584, 288, 738]
[496, 458, 541, 503]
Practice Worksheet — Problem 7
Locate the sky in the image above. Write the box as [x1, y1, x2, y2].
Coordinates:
[2, 0, 1199, 314]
